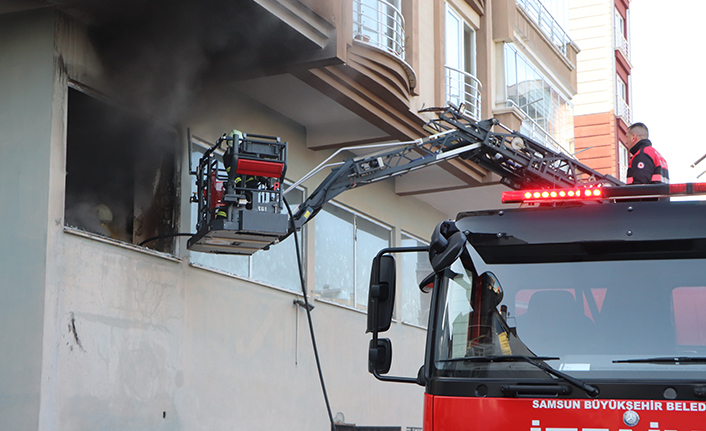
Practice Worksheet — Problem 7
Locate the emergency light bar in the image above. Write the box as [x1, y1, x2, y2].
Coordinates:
[502, 183, 706, 204]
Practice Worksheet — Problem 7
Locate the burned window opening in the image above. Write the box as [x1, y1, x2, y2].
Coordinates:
[65, 88, 179, 253]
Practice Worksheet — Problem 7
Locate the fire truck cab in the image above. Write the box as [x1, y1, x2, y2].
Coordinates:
[367, 187, 706, 430]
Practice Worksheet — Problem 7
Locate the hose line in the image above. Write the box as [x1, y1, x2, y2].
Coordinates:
[284, 197, 336, 431]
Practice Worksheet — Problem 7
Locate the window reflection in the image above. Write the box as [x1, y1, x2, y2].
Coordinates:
[314, 203, 390, 310]
[315, 205, 355, 305]
[505, 44, 574, 150]
[400, 234, 432, 327]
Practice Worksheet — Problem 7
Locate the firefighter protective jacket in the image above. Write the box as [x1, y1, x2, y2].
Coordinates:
[627, 139, 669, 184]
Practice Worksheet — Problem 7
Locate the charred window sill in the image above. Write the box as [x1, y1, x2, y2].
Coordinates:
[64, 226, 181, 263]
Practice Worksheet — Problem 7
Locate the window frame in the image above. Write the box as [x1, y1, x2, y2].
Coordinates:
[399, 231, 432, 328]
[504, 43, 574, 149]
[313, 200, 392, 311]
[64, 85, 180, 254]
[444, 3, 479, 112]
[618, 142, 629, 183]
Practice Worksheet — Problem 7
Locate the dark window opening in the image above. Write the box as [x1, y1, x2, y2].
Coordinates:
[65, 88, 178, 253]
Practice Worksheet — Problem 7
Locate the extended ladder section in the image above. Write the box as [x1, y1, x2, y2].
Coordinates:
[188, 105, 622, 255]
[289, 106, 622, 229]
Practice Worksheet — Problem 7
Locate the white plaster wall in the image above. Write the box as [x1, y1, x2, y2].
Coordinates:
[45, 233, 428, 430]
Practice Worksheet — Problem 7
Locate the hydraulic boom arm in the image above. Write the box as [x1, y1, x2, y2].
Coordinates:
[187, 105, 621, 255]
[288, 106, 622, 231]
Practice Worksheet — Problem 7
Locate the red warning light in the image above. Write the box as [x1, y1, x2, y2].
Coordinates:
[502, 182, 706, 204]
[501, 187, 605, 204]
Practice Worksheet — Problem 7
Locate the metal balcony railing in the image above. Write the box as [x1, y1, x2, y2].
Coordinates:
[506, 100, 571, 156]
[616, 97, 631, 125]
[353, 0, 406, 60]
[516, 0, 573, 57]
[445, 66, 482, 121]
[615, 29, 630, 62]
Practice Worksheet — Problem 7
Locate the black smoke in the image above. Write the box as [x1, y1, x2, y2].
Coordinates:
[77, 0, 299, 125]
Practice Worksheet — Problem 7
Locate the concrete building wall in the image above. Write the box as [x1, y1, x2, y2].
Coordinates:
[0, 9, 56, 430]
[0, 8, 443, 431]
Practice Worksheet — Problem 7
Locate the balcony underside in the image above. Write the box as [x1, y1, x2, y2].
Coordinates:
[294, 42, 421, 148]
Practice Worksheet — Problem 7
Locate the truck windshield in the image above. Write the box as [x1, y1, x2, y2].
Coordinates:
[433, 246, 706, 381]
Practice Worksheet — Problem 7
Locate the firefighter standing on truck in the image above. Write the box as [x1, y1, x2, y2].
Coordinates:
[626, 122, 669, 184]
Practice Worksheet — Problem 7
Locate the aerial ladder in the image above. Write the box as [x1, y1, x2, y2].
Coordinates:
[187, 105, 622, 255]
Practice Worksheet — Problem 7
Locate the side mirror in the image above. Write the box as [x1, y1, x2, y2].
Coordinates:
[366, 254, 396, 333]
[479, 271, 503, 309]
[419, 272, 435, 293]
[429, 221, 466, 272]
[365, 245, 428, 385]
[368, 338, 392, 374]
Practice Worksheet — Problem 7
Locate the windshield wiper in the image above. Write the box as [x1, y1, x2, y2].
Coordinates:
[437, 355, 599, 397]
[613, 357, 706, 364]
[437, 355, 560, 363]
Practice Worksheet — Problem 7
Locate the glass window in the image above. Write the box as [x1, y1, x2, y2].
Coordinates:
[619, 143, 629, 183]
[250, 189, 304, 291]
[64, 88, 178, 253]
[617, 76, 627, 102]
[400, 233, 432, 327]
[434, 247, 706, 381]
[314, 203, 391, 310]
[315, 204, 355, 305]
[354, 0, 405, 58]
[615, 9, 625, 37]
[445, 4, 478, 115]
[356, 217, 390, 310]
[504, 43, 574, 151]
[189, 143, 305, 291]
[673, 287, 706, 346]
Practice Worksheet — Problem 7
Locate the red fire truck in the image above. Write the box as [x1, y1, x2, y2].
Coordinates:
[366, 184, 706, 430]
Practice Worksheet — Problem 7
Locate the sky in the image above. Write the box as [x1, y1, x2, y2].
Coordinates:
[630, 1, 706, 183]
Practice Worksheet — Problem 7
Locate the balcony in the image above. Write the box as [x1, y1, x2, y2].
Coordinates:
[615, 29, 630, 63]
[506, 100, 568, 155]
[616, 97, 631, 125]
[445, 66, 482, 121]
[516, 0, 573, 57]
[352, 0, 405, 61]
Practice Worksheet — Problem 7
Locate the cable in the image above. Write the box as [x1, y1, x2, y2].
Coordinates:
[284, 197, 336, 431]
[138, 232, 195, 247]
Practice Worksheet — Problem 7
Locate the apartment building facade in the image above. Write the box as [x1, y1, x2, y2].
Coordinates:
[0, 0, 577, 429]
[569, 0, 632, 181]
